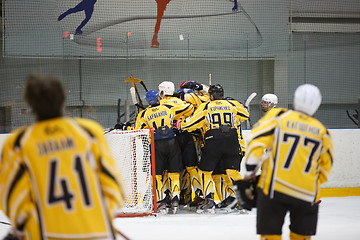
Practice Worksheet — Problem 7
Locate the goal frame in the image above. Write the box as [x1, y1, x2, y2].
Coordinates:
[108, 128, 157, 218]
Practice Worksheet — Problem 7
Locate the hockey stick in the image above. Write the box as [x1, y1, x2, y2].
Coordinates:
[0, 220, 11, 225]
[124, 75, 148, 92]
[346, 110, 359, 126]
[116, 229, 131, 240]
[130, 87, 146, 111]
[125, 75, 146, 112]
[245, 92, 257, 129]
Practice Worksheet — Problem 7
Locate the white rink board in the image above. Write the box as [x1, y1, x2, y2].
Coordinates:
[1, 129, 360, 188]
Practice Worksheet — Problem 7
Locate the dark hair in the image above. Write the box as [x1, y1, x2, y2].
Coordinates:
[208, 84, 224, 100]
[24, 74, 65, 121]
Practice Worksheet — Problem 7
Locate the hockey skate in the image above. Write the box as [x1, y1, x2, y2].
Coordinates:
[236, 205, 250, 215]
[216, 196, 239, 213]
[196, 193, 215, 214]
[188, 189, 205, 210]
[157, 190, 171, 214]
[171, 196, 179, 214]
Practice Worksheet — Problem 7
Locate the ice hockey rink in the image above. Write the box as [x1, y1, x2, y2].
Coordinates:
[1, 196, 359, 240]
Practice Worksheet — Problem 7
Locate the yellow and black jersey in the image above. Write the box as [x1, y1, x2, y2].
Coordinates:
[134, 106, 151, 130]
[159, 96, 194, 121]
[183, 92, 210, 110]
[134, 103, 175, 130]
[257, 107, 288, 125]
[245, 109, 333, 203]
[181, 99, 249, 134]
[226, 99, 249, 153]
[0, 117, 125, 240]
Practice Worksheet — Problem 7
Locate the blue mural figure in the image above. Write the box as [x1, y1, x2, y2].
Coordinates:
[232, 0, 238, 12]
[58, 0, 97, 34]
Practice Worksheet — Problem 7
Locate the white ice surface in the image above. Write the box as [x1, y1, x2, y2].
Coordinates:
[1, 197, 360, 240]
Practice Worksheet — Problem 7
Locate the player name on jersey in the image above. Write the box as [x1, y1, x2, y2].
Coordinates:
[146, 110, 168, 121]
[286, 120, 320, 136]
[37, 137, 75, 156]
[210, 105, 230, 111]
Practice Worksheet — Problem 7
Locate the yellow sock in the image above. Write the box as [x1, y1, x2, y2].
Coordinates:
[212, 174, 225, 202]
[198, 170, 215, 197]
[260, 235, 282, 240]
[222, 173, 236, 198]
[155, 175, 164, 201]
[226, 169, 242, 181]
[186, 166, 201, 192]
[168, 172, 181, 199]
[290, 231, 311, 240]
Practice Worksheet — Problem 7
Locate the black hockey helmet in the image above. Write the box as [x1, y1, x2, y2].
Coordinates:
[208, 84, 224, 100]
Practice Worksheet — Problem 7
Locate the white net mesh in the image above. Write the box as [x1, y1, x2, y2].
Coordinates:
[104, 129, 155, 216]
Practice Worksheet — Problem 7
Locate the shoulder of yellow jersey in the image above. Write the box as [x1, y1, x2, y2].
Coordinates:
[74, 117, 105, 137]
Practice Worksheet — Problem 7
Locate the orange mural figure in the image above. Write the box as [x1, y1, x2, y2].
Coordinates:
[151, 0, 172, 48]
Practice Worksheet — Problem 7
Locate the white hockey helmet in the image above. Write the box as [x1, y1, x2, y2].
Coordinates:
[158, 81, 175, 95]
[293, 84, 322, 116]
[262, 94, 278, 105]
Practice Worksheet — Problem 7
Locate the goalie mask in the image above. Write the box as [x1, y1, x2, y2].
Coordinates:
[208, 84, 224, 100]
[294, 84, 322, 116]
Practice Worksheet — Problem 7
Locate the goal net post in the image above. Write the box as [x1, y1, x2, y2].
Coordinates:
[104, 129, 157, 217]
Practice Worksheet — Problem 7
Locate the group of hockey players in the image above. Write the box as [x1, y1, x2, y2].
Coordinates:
[130, 79, 280, 214]
[125, 80, 334, 240]
[0, 73, 333, 240]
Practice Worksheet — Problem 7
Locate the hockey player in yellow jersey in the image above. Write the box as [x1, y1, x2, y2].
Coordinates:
[134, 89, 184, 214]
[176, 86, 210, 207]
[158, 81, 194, 119]
[157, 81, 203, 207]
[180, 80, 210, 99]
[237, 84, 333, 240]
[178, 81, 210, 110]
[261, 93, 278, 113]
[0, 74, 125, 240]
[214, 97, 249, 211]
[177, 84, 249, 213]
[259, 93, 289, 124]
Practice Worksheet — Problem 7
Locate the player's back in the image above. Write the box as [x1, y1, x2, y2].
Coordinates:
[260, 110, 331, 202]
[184, 92, 210, 110]
[160, 96, 194, 120]
[18, 117, 115, 239]
[205, 100, 243, 130]
[139, 104, 174, 130]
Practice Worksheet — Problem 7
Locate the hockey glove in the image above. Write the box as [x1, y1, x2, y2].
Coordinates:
[180, 81, 203, 91]
[114, 122, 131, 130]
[233, 175, 260, 211]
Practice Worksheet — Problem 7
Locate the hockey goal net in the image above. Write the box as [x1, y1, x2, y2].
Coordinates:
[104, 129, 156, 217]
